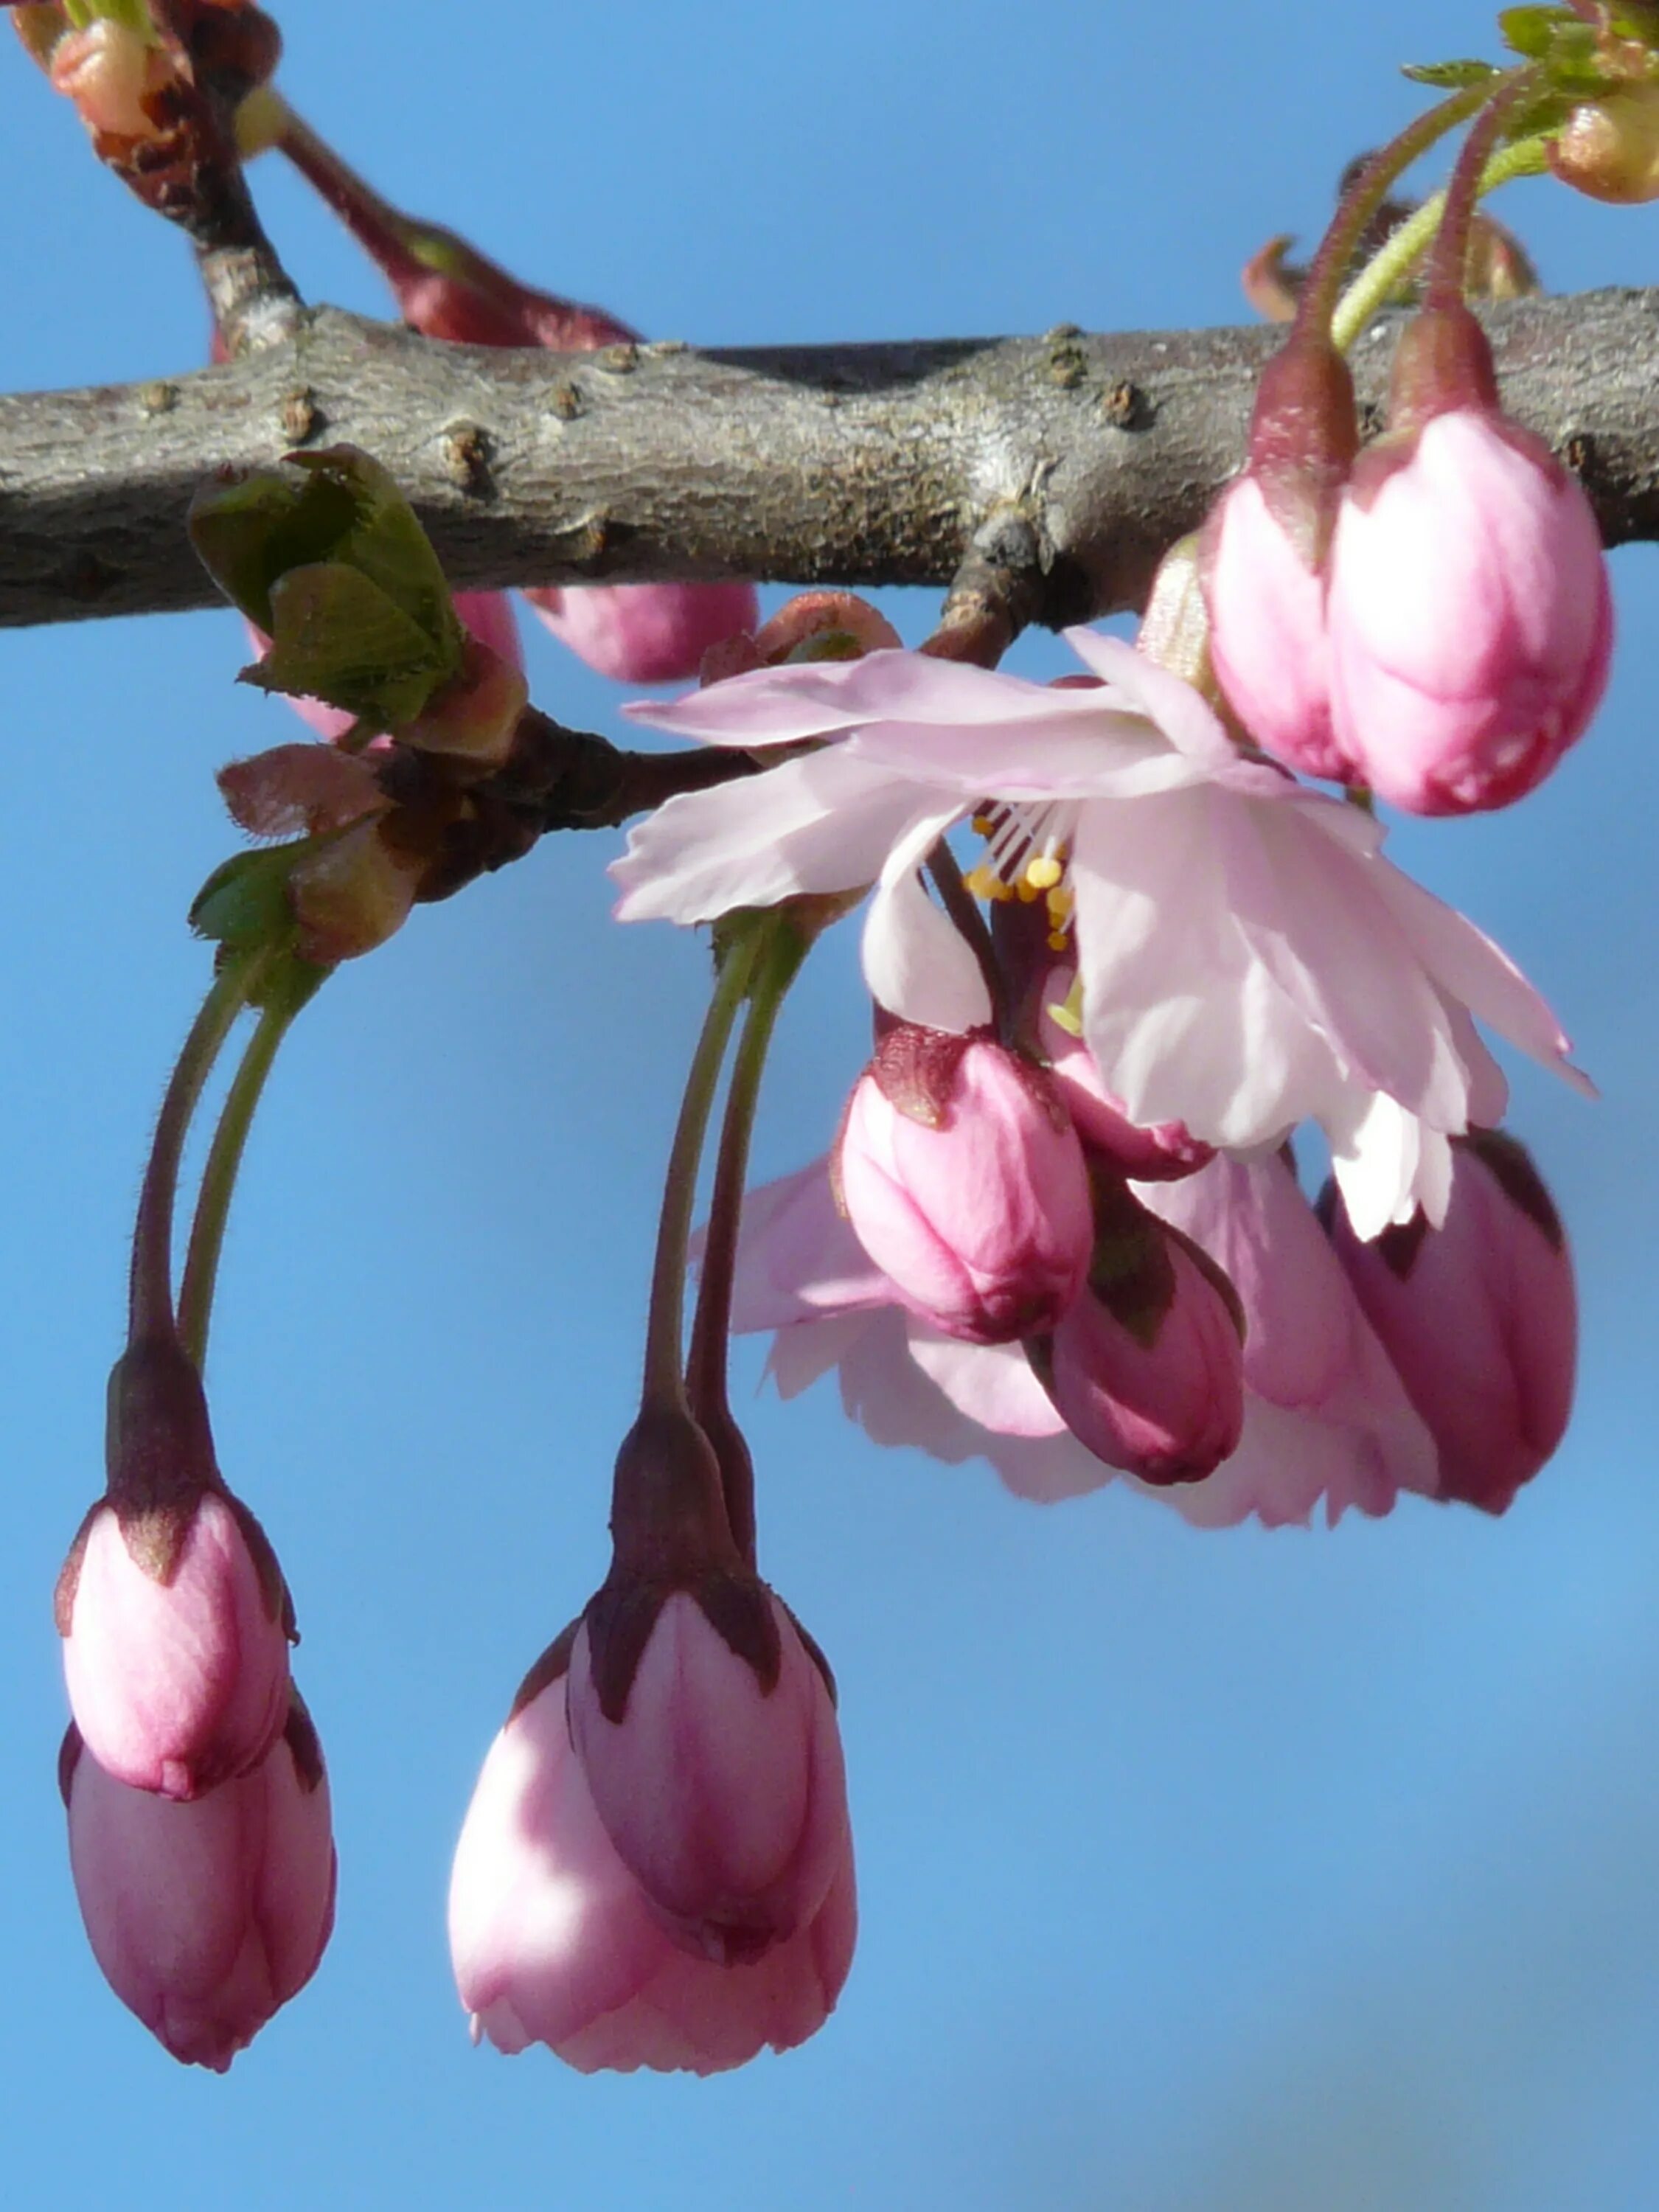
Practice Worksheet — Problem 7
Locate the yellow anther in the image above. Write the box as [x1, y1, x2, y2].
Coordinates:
[971, 814, 994, 836]
[1047, 931, 1070, 952]
[1024, 855, 1064, 892]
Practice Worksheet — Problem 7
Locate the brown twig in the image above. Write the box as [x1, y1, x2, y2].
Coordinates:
[4, 291, 1659, 630]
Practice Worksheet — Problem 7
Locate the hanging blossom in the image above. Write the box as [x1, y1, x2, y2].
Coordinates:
[724, 1146, 1440, 1530]
[611, 630, 1585, 1237]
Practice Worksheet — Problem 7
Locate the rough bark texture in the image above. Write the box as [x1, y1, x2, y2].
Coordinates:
[2, 286, 1658, 631]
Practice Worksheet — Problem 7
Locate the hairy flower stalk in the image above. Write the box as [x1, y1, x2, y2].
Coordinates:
[686, 914, 812, 1565]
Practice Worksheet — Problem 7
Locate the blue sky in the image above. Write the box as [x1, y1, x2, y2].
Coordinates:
[2, 4, 1658, 2207]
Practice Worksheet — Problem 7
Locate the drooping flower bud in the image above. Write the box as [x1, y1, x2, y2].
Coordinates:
[449, 1646, 855, 2073]
[835, 1025, 1093, 1345]
[63, 1693, 336, 2072]
[1326, 304, 1613, 815]
[1549, 83, 1659, 204]
[523, 580, 762, 686]
[58, 1335, 293, 1800]
[1200, 336, 1359, 779]
[1034, 1176, 1245, 1484]
[564, 1405, 850, 1966]
[1319, 1129, 1576, 1514]
[1037, 970, 1212, 1181]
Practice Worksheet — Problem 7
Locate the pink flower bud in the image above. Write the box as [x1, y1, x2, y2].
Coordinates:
[523, 580, 761, 685]
[1200, 340, 1359, 779]
[1039, 1183, 1245, 1484]
[64, 1697, 336, 2072]
[1037, 970, 1212, 1180]
[836, 1026, 1092, 1345]
[1327, 307, 1612, 815]
[1321, 1130, 1576, 1514]
[449, 1666, 855, 2074]
[568, 1588, 848, 1965]
[58, 1338, 292, 1801]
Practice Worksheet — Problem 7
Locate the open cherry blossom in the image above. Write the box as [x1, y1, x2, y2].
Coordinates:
[612, 630, 1584, 1235]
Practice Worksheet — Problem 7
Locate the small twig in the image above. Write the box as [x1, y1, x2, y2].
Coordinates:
[921, 508, 1054, 666]
[371, 709, 760, 905]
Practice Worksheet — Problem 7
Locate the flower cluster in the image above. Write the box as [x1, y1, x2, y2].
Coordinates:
[611, 605, 1581, 1528]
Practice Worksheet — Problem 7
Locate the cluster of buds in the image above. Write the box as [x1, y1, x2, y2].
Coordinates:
[1203, 91, 1613, 815]
[449, 1406, 855, 2073]
[58, 1326, 334, 2070]
[832, 1011, 1242, 1488]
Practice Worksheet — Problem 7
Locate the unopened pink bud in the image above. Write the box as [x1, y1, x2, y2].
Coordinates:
[1328, 310, 1612, 815]
[64, 1697, 336, 2071]
[59, 1338, 291, 1800]
[449, 1669, 855, 2073]
[568, 1589, 847, 1965]
[836, 1027, 1092, 1344]
[1040, 1189, 1245, 1484]
[1201, 339, 1358, 779]
[1037, 973, 1212, 1180]
[1321, 1130, 1576, 1514]
[524, 580, 761, 685]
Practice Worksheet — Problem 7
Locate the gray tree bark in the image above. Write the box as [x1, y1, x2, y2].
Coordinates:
[2, 286, 1658, 633]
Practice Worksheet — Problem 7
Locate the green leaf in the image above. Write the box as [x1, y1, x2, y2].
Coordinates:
[1504, 87, 1574, 138]
[1402, 59, 1501, 88]
[243, 563, 450, 726]
[1499, 6, 1568, 58]
[187, 445, 464, 726]
[189, 846, 305, 954]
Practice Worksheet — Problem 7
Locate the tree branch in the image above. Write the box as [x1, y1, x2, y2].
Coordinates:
[4, 287, 1658, 630]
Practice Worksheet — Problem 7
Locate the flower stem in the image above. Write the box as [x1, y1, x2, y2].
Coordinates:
[1293, 80, 1509, 343]
[639, 925, 765, 1414]
[128, 956, 262, 1349]
[1329, 136, 1549, 352]
[177, 964, 325, 1373]
[268, 97, 431, 292]
[685, 919, 809, 1559]
[1425, 79, 1541, 311]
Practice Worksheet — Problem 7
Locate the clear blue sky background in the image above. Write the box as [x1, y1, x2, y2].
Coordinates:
[3, 4, 1658, 2206]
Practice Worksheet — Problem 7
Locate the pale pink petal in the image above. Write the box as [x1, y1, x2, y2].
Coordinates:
[1068, 787, 1332, 1144]
[860, 810, 992, 1033]
[730, 1163, 892, 1332]
[625, 649, 1132, 747]
[904, 1326, 1069, 1438]
[1061, 627, 1245, 770]
[611, 751, 937, 923]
